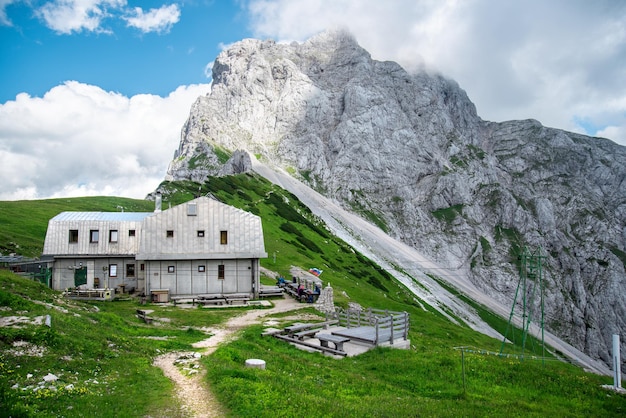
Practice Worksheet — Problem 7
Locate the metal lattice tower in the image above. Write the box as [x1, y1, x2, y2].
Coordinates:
[500, 246, 547, 362]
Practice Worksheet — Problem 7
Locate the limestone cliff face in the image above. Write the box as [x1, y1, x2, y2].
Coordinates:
[165, 30, 626, 368]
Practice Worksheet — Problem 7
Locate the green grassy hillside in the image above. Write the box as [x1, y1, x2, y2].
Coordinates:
[0, 174, 624, 417]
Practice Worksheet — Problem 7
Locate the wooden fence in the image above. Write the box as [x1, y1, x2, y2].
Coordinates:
[327, 307, 409, 346]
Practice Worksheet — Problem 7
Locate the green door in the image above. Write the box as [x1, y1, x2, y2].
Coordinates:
[74, 267, 87, 287]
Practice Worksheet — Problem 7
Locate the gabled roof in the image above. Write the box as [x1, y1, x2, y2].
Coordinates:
[50, 212, 153, 222]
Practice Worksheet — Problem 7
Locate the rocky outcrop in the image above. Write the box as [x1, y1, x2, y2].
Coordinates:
[165, 30, 626, 369]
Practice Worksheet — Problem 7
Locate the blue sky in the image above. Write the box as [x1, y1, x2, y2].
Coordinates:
[1, 1, 249, 101]
[1, 0, 625, 200]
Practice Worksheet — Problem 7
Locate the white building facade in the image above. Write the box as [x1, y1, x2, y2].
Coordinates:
[42, 197, 267, 299]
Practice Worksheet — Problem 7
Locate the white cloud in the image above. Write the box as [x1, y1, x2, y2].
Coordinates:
[246, 0, 626, 146]
[36, 0, 126, 34]
[0, 81, 211, 200]
[124, 4, 180, 34]
[0, 0, 19, 26]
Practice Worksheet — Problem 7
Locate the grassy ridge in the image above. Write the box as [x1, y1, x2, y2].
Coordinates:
[0, 174, 624, 416]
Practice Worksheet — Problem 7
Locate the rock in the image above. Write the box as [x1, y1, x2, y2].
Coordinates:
[43, 373, 58, 382]
[164, 29, 626, 371]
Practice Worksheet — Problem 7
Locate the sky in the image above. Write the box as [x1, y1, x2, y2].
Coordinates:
[1, 0, 625, 201]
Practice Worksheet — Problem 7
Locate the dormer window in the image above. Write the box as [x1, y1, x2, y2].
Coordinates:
[188, 202, 197, 216]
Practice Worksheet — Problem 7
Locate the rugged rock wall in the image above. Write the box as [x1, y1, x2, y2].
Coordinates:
[165, 30, 626, 368]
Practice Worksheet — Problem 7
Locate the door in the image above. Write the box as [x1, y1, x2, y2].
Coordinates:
[74, 267, 87, 287]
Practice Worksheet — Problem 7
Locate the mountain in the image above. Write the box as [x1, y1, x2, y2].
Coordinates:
[164, 30, 626, 370]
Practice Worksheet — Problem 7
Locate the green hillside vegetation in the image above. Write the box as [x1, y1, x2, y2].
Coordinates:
[0, 173, 624, 417]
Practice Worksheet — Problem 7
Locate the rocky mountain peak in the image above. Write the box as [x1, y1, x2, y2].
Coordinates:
[164, 30, 626, 371]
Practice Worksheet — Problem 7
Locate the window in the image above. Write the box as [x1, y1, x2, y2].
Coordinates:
[168, 265, 175, 273]
[128, 229, 136, 237]
[187, 202, 197, 216]
[166, 230, 174, 238]
[140, 263, 145, 271]
[69, 229, 79, 243]
[90, 230, 99, 243]
[109, 264, 118, 277]
[197, 230, 205, 237]
[109, 230, 118, 243]
[220, 230, 228, 245]
[198, 265, 205, 273]
[218, 264, 225, 280]
[126, 264, 135, 277]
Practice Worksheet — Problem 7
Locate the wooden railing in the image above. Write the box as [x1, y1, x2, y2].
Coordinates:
[327, 307, 409, 345]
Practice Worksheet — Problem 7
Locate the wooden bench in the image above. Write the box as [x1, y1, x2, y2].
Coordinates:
[274, 334, 348, 357]
[284, 286, 299, 298]
[194, 298, 226, 306]
[316, 334, 350, 352]
[225, 296, 250, 305]
[283, 320, 338, 338]
[136, 309, 154, 325]
[294, 328, 323, 340]
[259, 287, 284, 298]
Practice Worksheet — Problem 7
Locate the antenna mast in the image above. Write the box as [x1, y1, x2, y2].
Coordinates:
[500, 246, 547, 363]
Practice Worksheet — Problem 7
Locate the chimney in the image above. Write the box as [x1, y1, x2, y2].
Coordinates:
[155, 192, 162, 213]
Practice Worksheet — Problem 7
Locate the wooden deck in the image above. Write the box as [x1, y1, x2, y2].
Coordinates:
[330, 326, 387, 345]
[326, 307, 410, 346]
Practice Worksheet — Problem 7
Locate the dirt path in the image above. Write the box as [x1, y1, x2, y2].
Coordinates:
[153, 297, 307, 418]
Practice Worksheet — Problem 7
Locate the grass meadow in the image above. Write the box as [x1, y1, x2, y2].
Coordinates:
[0, 174, 624, 416]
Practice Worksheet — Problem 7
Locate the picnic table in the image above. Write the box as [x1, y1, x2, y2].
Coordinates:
[193, 295, 226, 306]
[283, 282, 320, 303]
[259, 286, 284, 298]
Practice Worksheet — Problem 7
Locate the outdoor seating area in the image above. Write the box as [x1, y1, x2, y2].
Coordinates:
[63, 288, 114, 301]
[270, 307, 411, 357]
[258, 285, 284, 298]
[190, 293, 251, 306]
[273, 321, 349, 356]
[193, 296, 226, 306]
[278, 276, 321, 303]
[327, 307, 410, 346]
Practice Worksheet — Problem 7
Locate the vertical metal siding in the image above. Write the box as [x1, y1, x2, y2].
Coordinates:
[43, 219, 144, 256]
[137, 196, 266, 259]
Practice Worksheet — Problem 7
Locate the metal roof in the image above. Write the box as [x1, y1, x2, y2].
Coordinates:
[51, 212, 153, 222]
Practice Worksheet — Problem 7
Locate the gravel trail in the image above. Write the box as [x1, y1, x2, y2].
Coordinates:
[153, 297, 306, 417]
